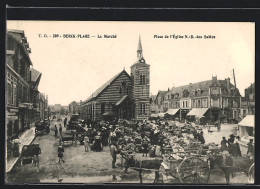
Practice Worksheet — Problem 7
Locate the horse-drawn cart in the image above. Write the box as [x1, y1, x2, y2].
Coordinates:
[160, 144, 210, 184]
[35, 121, 50, 136]
[20, 144, 37, 166]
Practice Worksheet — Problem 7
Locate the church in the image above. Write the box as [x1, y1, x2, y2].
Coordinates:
[79, 37, 150, 121]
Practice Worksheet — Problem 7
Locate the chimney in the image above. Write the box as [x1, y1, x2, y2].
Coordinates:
[227, 77, 231, 94]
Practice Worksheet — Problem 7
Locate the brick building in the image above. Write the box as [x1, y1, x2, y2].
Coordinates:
[6, 29, 48, 140]
[79, 37, 150, 121]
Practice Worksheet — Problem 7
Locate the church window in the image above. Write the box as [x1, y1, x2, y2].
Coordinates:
[140, 74, 146, 84]
[139, 103, 146, 115]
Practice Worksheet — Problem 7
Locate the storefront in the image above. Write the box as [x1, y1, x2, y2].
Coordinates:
[165, 108, 180, 120]
[186, 108, 209, 123]
[6, 109, 19, 139]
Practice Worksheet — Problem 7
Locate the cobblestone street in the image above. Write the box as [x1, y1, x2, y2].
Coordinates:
[6, 120, 249, 184]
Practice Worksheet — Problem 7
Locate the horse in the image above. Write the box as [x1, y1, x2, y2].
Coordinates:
[208, 151, 254, 184]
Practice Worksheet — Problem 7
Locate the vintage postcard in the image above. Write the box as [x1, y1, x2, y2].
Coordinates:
[6, 21, 255, 184]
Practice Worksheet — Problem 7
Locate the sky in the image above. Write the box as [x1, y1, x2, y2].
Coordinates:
[7, 21, 255, 106]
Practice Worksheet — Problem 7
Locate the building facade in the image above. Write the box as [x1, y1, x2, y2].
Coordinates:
[241, 83, 255, 117]
[78, 37, 150, 121]
[152, 76, 241, 122]
[6, 30, 48, 140]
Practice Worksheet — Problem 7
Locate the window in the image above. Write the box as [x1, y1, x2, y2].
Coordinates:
[13, 84, 17, 106]
[185, 101, 188, 108]
[140, 103, 146, 115]
[101, 103, 105, 115]
[140, 74, 146, 84]
[193, 100, 196, 108]
[119, 87, 122, 94]
[7, 82, 13, 105]
[182, 101, 185, 108]
[183, 90, 189, 97]
[202, 99, 207, 107]
[198, 100, 201, 108]
[171, 94, 174, 99]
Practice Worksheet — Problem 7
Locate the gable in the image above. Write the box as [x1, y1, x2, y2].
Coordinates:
[83, 70, 131, 103]
[96, 71, 132, 102]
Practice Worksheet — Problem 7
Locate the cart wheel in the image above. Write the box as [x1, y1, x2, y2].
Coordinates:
[178, 157, 210, 184]
[248, 163, 254, 181]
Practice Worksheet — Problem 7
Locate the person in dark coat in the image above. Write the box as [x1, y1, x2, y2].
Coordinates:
[228, 134, 235, 145]
[57, 144, 65, 163]
[198, 132, 205, 144]
[33, 144, 41, 167]
[150, 129, 155, 145]
[247, 139, 254, 157]
[91, 135, 102, 152]
[142, 137, 149, 157]
[110, 142, 117, 168]
[220, 137, 228, 151]
[59, 124, 63, 137]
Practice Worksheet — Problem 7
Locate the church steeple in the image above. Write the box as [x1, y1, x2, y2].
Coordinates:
[137, 36, 143, 59]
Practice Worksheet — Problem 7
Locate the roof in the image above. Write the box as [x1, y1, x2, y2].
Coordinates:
[165, 109, 180, 115]
[168, 78, 240, 98]
[115, 95, 128, 106]
[170, 80, 211, 97]
[156, 90, 168, 99]
[187, 108, 209, 117]
[238, 115, 254, 127]
[7, 30, 33, 66]
[83, 70, 130, 103]
[30, 68, 42, 83]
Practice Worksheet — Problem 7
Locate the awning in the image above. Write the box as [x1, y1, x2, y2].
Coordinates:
[103, 111, 116, 116]
[6, 116, 18, 121]
[158, 113, 165, 118]
[238, 115, 254, 127]
[165, 109, 180, 116]
[187, 108, 209, 117]
[115, 95, 128, 106]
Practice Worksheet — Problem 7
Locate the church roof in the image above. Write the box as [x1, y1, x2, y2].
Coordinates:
[137, 36, 142, 52]
[83, 70, 131, 103]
